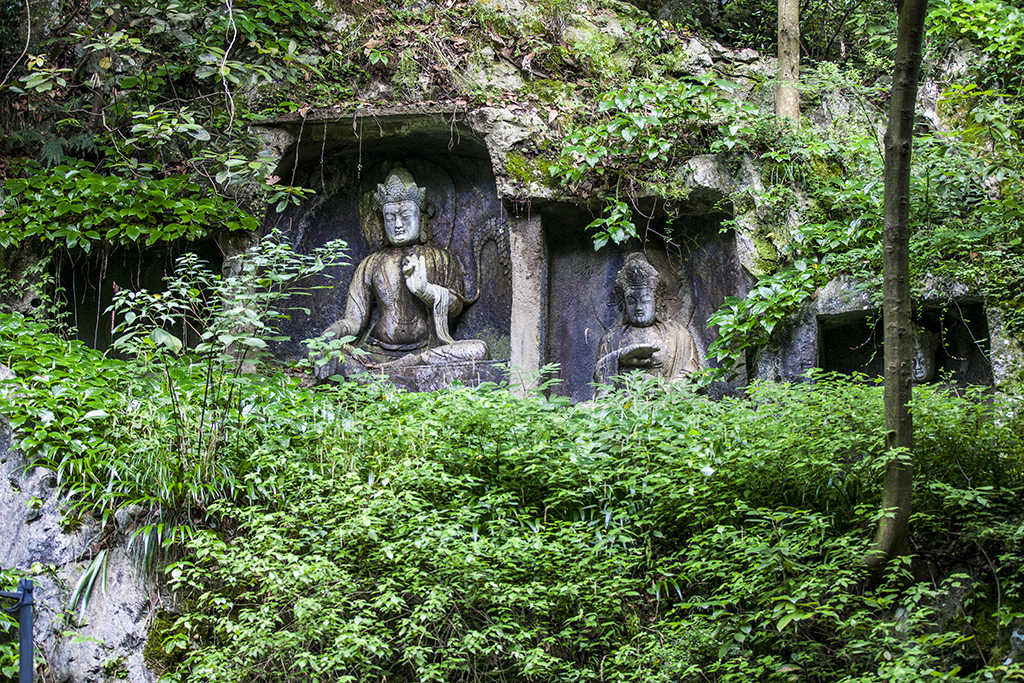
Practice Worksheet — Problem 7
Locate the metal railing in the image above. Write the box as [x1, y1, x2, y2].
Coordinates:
[1, 579, 34, 683]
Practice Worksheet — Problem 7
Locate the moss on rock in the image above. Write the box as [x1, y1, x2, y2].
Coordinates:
[144, 610, 186, 677]
[505, 151, 556, 188]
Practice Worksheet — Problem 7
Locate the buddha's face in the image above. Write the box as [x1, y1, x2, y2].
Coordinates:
[382, 200, 420, 246]
[625, 286, 656, 327]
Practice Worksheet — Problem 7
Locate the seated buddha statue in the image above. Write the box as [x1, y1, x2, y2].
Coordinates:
[313, 168, 489, 380]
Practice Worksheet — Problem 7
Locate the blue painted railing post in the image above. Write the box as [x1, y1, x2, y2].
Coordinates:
[1, 578, 33, 683]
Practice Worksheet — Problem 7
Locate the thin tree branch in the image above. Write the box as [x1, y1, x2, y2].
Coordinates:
[0, 0, 31, 92]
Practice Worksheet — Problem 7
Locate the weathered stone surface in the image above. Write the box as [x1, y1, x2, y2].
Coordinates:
[477, 0, 540, 24]
[461, 47, 527, 95]
[508, 214, 546, 393]
[677, 154, 733, 207]
[732, 48, 760, 64]
[465, 106, 552, 199]
[756, 276, 1001, 388]
[917, 273, 973, 302]
[749, 300, 819, 383]
[681, 37, 714, 69]
[0, 245, 50, 317]
[816, 275, 874, 316]
[921, 44, 975, 133]
[371, 358, 508, 392]
[1, 428, 159, 683]
[986, 307, 1024, 387]
[45, 549, 158, 683]
[806, 89, 856, 129]
[0, 437, 97, 571]
[676, 154, 799, 281]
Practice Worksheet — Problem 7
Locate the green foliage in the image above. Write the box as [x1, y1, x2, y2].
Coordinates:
[125, 374, 1022, 683]
[144, 610, 188, 675]
[0, 314, 128, 470]
[1, 0, 330, 258]
[101, 655, 130, 679]
[0, 569, 22, 680]
[553, 76, 758, 190]
[0, 160, 259, 251]
[928, 0, 1024, 89]
[68, 550, 108, 621]
[705, 260, 824, 380]
[65, 0, 328, 99]
[3, 0, 1024, 678]
[551, 76, 760, 250]
[0, 233, 346, 555]
[586, 199, 636, 249]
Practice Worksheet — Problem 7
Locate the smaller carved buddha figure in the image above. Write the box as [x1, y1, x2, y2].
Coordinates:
[313, 168, 489, 380]
[911, 323, 939, 384]
[594, 253, 701, 385]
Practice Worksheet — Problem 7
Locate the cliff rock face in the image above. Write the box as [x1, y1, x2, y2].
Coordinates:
[751, 276, 1021, 388]
[1, 426, 158, 683]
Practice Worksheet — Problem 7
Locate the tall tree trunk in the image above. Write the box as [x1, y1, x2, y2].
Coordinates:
[866, 0, 929, 580]
[777, 0, 800, 122]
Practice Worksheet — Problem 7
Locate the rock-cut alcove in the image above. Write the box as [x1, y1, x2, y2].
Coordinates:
[259, 109, 513, 376]
[817, 300, 992, 385]
[751, 277, 996, 387]
[59, 240, 223, 351]
[542, 197, 745, 402]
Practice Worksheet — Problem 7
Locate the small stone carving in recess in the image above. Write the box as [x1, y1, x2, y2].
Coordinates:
[911, 323, 939, 384]
[594, 253, 701, 385]
[313, 168, 489, 381]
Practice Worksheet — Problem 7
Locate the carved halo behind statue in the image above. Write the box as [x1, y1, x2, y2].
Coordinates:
[312, 167, 490, 383]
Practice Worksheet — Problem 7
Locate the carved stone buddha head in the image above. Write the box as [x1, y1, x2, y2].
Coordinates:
[377, 168, 427, 247]
[617, 253, 660, 328]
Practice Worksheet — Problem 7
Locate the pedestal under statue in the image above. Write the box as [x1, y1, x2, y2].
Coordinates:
[594, 253, 701, 385]
[313, 168, 490, 387]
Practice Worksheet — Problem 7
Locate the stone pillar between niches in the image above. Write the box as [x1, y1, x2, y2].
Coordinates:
[509, 213, 546, 394]
[986, 306, 1024, 387]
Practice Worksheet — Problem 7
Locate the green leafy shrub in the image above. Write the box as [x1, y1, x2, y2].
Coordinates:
[553, 76, 758, 189]
[2, 282, 1021, 682]
[143, 374, 1024, 683]
[550, 76, 758, 245]
[0, 569, 22, 680]
[928, 0, 1024, 90]
[0, 233, 346, 563]
[0, 160, 259, 250]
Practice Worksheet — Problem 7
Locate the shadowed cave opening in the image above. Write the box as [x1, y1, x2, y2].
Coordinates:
[817, 300, 992, 386]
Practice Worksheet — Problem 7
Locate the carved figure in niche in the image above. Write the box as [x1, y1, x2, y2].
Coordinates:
[594, 253, 701, 385]
[313, 168, 489, 380]
[911, 323, 939, 384]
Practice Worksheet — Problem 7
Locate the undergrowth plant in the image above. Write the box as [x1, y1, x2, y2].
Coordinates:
[0, 233, 347, 570]
[139, 373, 1024, 683]
[551, 75, 759, 247]
[0, 569, 21, 680]
[0, 160, 260, 251]
[1, 283, 1021, 683]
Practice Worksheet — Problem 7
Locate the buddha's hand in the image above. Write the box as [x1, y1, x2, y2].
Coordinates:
[402, 254, 430, 299]
[617, 343, 659, 368]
